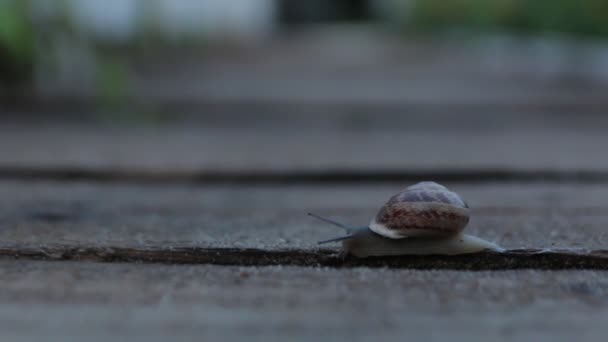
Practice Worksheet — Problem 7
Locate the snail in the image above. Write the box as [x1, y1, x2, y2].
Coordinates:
[309, 181, 503, 257]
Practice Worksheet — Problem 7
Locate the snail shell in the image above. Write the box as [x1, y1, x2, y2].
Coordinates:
[370, 181, 470, 239]
[310, 181, 502, 257]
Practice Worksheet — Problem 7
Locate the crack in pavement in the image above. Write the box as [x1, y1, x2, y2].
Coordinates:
[1, 167, 608, 184]
[1, 245, 608, 270]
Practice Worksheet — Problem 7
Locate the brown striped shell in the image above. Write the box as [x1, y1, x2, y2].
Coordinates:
[369, 182, 470, 239]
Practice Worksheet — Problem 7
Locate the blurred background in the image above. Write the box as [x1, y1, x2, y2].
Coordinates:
[3, 3, 608, 339]
[1, 0, 608, 174]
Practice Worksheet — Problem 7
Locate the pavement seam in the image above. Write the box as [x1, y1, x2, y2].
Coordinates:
[1, 167, 608, 184]
[1, 245, 608, 270]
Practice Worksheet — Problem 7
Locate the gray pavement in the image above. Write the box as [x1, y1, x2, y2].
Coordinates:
[1, 126, 607, 339]
[2, 112, 608, 173]
[31, 30, 608, 108]
[0, 260, 606, 341]
[4, 31, 608, 340]
[1, 181, 608, 250]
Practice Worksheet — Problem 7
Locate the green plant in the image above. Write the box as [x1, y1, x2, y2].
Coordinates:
[405, 0, 608, 37]
[0, 0, 34, 85]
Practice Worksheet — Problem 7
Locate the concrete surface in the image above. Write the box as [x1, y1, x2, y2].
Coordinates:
[1, 180, 608, 250]
[3, 29, 608, 341]
[0, 259, 607, 341]
[28, 30, 608, 108]
[2, 113, 608, 173]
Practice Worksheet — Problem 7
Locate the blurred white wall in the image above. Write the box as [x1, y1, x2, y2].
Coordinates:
[69, 0, 139, 41]
[32, 0, 278, 42]
[156, 0, 276, 39]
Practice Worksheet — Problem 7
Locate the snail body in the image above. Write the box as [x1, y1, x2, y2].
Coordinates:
[340, 230, 502, 258]
[310, 181, 503, 257]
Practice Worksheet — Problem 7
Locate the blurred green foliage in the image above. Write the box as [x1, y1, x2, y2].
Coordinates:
[0, 0, 34, 85]
[95, 53, 173, 125]
[96, 55, 129, 111]
[406, 0, 608, 36]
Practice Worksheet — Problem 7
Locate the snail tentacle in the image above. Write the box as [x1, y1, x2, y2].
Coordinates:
[307, 213, 359, 233]
[318, 235, 355, 245]
[317, 227, 371, 245]
[308, 213, 370, 244]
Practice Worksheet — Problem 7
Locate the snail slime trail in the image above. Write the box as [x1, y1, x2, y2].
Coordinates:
[310, 181, 504, 257]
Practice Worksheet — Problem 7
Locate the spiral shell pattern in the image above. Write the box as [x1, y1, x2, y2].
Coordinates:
[369, 182, 470, 239]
